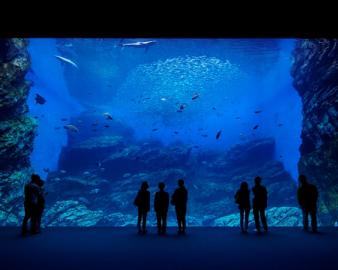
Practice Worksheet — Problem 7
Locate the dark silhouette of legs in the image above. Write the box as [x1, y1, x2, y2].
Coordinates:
[156, 212, 167, 234]
[137, 209, 147, 233]
[240, 208, 245, 232]
[21, 205, 32, 234]
[162, 214, 167, 234]
[302, 209, 309, 231]
[310, 208, 317, 232]
[243, 208, 250, 232]
[253, 208, 261, 232]
[260, 208, 268, 232]
[175, 208, 186, 233]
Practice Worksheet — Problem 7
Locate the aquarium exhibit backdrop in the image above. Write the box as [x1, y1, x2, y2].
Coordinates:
[0, 38, 337, 227]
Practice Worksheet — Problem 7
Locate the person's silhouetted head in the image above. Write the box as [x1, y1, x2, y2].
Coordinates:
[240, 181, 249, 191]
[298, 175, 308, 185]
[254, 176, 262, 185]
[158, 182, 165, 190]
[178, 179, 184, 187]
[31, 174, 41, 184]
[141, 181, 149, 190]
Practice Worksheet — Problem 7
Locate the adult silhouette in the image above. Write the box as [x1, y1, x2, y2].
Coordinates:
[297, 175, 318, 232]
[154, 182, 169, 235]
[252, 176, 268, 233]
[22, 174, 42, 235]
[235, 181, 251, 233]
[171, 179, 188, 234]
[134, 181, 150, 234]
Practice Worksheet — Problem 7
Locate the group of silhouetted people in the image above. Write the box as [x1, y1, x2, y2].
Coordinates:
[133, 179, 188, 234]
[21, 174, 46, 235]
[21, 173, 319, 235]
[234, 175, 318, 233]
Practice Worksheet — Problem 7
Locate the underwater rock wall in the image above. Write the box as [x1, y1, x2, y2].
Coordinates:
[291, 39, 338, 225]
[0, 39, 37, 225]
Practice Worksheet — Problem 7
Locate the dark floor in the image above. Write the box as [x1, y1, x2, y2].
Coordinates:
[0, 227, 337, 270]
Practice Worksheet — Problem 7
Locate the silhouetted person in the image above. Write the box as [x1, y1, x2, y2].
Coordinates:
[133, 181, 150, 234]
[297, 175, 318, 232]
[171, 179, 188, 234]
[235, 181, 251, 233]
[252, 176, 268, 233]
[154, 182, 169, 235]
[36, 177, 46, 233]
[22, 174, 41, 235]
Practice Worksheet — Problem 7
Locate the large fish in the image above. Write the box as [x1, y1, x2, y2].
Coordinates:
[55, 55, 79, 69]
[35, 93, 46, 105]
[216, 130, 222, 140]
[64, 124, 79, 133]
[103, 112, 113, 120]
[118, 40, 157, 52]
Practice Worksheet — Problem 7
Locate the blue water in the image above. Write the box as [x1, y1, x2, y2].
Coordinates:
[27, 38, 301, 180]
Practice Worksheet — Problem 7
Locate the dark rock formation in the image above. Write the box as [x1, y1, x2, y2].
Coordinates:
[291, 39, 338, 225]
[45, 134, 297, 227]
[0, 39, 37, 225]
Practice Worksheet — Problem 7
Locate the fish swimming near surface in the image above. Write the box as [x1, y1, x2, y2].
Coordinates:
[253, 125, 259, 130]
[192, 93, 200, 100]
[174, 131, 179, 134]
[104, 125, 110, 128]
[103, 112, 113, 120]
[277, 123, 283, 127]
[216, 130, 222, 140]
[35, 94, 46, 105]
[61, 118, 68, 121]
[201, 134, 208, 138]
[152, 128, 158, 132]
[64, 124, 79, 133]
[118, 40, 157, 52]
[212, 107, 216, 110]
[254, 110, 263, 114]
[235, 116, 241, 119]
[55, 55, 79, 69]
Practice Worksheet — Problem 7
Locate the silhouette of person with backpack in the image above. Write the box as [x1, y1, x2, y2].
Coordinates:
[154, 182, 169, 235]
[134, 181, 150, 234]
[22, 174, 42, 235]
[235, 181, 251, 233]
[171, 179, 188, 234]
[297, 175, 318, 232]
[252, 176, 268, 233]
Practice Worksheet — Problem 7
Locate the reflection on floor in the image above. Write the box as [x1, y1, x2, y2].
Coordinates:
[0, 227, 337, 270]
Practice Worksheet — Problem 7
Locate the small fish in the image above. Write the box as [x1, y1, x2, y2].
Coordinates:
[152, 128, 158, 132]
[193, 184, 199, 190]
[89, 188, 100, 194]
[96, 162, 102, 168]
[43, 168, 50, 173]
[216, 130, 222, 140]
[103, 112, 113, 120]
[192, 93, 200, 100]
[61, 118, 68, 121]
[92, 129, 97, 132]
[35, 94, 46, 105]
[160, 97, 167, 101]
[64, 124, 79, 133]
[83, 171, 90, 176]
[177, 110, 183, 113]
[54, 126, 61, 130]
[235, 116, 241, 119]
[277, 123, 283, 127]
[201, 134, 208, 138]
[143, 97, 151, 100]
[254, 110, 263, 114]
[253, 125, 259, 130]
[60, 170, 67, 174]
[212, 107, 216, 110]
[198, 128, 204, 131]
[104, 125, 110, 128]
[55, 55, 79, 69]
[174, 131, 179, 134]
[54, 177, 61, 181]
[33, 116, 39, 119]
[193, 145, 199, 149]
